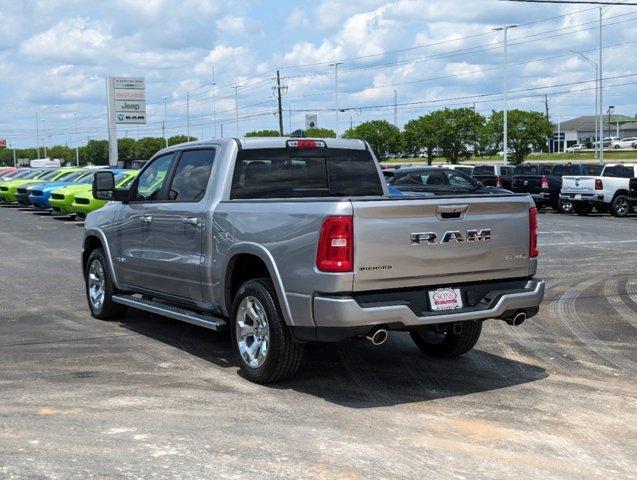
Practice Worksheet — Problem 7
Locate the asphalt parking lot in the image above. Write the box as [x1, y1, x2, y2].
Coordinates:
[0, 206, 635, 480]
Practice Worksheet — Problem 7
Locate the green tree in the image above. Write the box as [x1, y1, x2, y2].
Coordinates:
[436, 108, 485, 164]
[168, 135, 194, 146]
[85, 140, 109, 165]
[485, 109, 553, 164]
[135, 137, 166, 159]
[342, 120, 401, 160]
[245, 130, 280, 137]
[118, 138, 137, 159]
[305, 127, 336, 138]
[403, 112, 444, 165]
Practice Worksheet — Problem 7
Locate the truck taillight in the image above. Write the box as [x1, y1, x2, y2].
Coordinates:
[529, 207, 539, 259]
[317, 216, 353, 272]
[595, 179, 603, 190]
[287, 139, 326, 149]
[496, 176, 502, 187]
[541, 176, 549, 189]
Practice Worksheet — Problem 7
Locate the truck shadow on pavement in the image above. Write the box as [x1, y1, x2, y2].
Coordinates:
[120, 312, 547, 408]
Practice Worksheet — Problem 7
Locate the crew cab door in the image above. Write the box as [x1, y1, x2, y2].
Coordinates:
[114, 153, 176, 288]
[138, 148, 215, 301]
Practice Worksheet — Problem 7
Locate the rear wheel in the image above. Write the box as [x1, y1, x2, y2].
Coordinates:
[557, 198, 573, 214]
[611, 195, 630, 217]
[85, 248, 127, 320]
[410, 321, 482, 358]
[231, 278, 304, 383]
[573, 203, 592, 216]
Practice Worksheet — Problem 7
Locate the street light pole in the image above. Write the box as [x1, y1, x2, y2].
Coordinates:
[598, 7, 604, 163]
[186, 91, 191, 141]
[73, 113, 79, 166]
[493, 24, 518, 166]
[572, 50, 599, 159]
[234, 84, 241, 136]
[35, 112, 40, 159]
[330, 62, 343, 138]
[162, 96, 168, 147]
[212, 67, 217, 138]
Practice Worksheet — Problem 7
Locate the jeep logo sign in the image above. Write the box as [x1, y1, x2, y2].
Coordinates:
[411, 229, 491, 245]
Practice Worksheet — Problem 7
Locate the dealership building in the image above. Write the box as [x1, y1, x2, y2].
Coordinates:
[552, 114, 637, 151]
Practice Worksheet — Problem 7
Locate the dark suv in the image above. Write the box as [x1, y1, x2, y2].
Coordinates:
[512, 163, 603, 212]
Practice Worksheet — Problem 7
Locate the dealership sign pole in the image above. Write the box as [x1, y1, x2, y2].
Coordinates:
[106, 76, 146, 167]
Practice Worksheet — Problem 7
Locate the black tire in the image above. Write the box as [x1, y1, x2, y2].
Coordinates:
[231, 278, 304, 383]
[85, 248, 127, 320]
[573, 203, 591, 216]
[410, 321, 482, 358]
[610, 194, 630, 217]
[557, 198, 573, 214]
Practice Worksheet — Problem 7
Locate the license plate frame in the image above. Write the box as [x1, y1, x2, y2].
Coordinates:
[428, 288, 463, 311]
[574, 194, 582, 200]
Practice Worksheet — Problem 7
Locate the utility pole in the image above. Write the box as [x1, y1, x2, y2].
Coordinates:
[35, 112, 40, 159]
[73, 113, 79, 166]
[393, 89, 398, 126]
[542, 94, 550, 154]
[234, 85, 241, 136]
[598, 7, 604, 163]
[162, 96, 168, 147]
[212, 67, 217, 138]
[276, 70, 284, 136]
[42, 118, 47, 157]
[493, 24, 518, 165]
[330, 62, 343, 137]
[288, 103, 292, 134]
[607, 105, 614, 144]
[186, 91, 191, 141]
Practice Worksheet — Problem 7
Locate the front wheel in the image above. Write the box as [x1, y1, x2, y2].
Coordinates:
[611, 195, 630, 217]
[410, 321, 482, 358]
[85, 248, 127, 320]
[231, 279, 304, 383]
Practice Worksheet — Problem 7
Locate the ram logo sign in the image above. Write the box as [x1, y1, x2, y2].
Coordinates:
[411, 229, 492, 245]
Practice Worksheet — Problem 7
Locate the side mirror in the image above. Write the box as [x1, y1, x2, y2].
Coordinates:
[93, 171, 115, 201]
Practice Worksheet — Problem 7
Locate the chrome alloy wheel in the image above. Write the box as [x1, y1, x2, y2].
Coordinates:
[88, 259, 105, 311]
[614, 196, 629, 216]
[236, 296, 270, 368]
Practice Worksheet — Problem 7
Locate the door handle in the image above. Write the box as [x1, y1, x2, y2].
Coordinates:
[141, 215, 153, 224]
[182, 217, 199, 226]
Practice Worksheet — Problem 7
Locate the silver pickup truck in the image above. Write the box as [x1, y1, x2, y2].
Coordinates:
[84, 138, 544, 383]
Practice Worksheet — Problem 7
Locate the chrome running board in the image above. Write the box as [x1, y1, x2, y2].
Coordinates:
[112, 294, 226, 331]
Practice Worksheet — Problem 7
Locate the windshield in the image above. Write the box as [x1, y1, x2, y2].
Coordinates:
[37, 170, 64, 181]
[473, 165, 495, 175]
[4, 170, 31, 179]
[391, 168, 478, 192]
[513, 164, 552, 175]
[55, 170, 83, 182]
[21, 169, 51, 180]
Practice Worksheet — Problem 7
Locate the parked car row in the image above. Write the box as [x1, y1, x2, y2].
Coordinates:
[0, 167, 138, 218]
[384, 162, 636, 217]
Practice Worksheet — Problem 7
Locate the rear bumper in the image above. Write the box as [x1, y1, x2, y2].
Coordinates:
[628, 195, 637, 207]
[530, 192, 550, 202]
[298, 278, 544, 341]
[560, 192, 605, 205]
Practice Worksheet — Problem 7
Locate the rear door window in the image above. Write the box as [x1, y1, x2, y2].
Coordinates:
[602, 165, 634, 178]
[230, 148, 382, 199]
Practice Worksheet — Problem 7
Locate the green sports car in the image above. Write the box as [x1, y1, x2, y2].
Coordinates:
[49, 169, 134, 215]
[0, 169, 55, 203]
[71, 170, 138, 218]
[15, 167, 86, 205]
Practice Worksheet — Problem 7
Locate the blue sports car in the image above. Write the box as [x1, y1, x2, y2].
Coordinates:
[27, 170, 95, 209]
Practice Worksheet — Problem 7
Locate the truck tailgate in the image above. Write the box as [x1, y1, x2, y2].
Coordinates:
[511, 175, 543, 193]
[351, 196, 532, 291]
[561, 175, 597, 193]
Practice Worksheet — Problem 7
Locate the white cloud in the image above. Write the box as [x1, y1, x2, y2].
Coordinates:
[20, 18, 111, 64]
[216, 15, 247, 36]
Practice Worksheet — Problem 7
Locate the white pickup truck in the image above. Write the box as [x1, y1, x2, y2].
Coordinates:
[561, 163, 637, 217]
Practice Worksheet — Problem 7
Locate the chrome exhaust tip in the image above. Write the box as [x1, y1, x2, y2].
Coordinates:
[505, 311, 527, 326]
[367, 328, 389, 346]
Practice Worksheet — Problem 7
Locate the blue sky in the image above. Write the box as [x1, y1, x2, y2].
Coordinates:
[0, 0, 636, 148]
